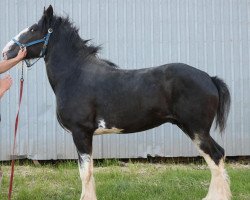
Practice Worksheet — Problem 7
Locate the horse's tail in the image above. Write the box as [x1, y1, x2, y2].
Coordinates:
[211, 76, 231, 133]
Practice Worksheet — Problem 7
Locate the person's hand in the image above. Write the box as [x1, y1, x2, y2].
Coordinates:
[0, 75, 13, 94]
[15, 48, 27, 61]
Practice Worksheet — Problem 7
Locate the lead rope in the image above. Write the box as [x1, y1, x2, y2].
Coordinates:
[8, 62, 24, 200]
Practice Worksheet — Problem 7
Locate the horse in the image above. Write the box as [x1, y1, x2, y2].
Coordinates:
[2, 5, 231, 200]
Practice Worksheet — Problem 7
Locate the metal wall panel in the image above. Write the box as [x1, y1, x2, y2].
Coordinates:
[0, 0, 249, 160]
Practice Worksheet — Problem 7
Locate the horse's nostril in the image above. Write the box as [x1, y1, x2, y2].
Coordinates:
[2, 52, 7, 60]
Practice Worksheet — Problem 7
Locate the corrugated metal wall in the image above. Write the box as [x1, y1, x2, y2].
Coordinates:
[0, 0, 249, 161]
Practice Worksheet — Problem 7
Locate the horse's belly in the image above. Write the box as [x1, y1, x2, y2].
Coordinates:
[94, 113, 168, 135]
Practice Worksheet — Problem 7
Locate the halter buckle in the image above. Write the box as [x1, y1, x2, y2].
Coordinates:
[48, 28, 53, 33]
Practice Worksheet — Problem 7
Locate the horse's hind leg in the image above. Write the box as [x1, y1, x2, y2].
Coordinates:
[194, 134, 231, 200]
[73, 129, 97, 200]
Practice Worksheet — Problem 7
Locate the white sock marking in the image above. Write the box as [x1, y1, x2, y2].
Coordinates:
[194, 135, 231, 200]
[78, 154, 97, 200]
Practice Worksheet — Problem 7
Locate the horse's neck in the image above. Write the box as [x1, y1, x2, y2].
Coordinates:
[44, 29, 94, 91]
[44, 45, 78, 91]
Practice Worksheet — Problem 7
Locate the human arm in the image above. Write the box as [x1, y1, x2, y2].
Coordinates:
[0, 48, 27, 74]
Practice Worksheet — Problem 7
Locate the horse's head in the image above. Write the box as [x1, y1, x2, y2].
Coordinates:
[2, 5, 54, 60]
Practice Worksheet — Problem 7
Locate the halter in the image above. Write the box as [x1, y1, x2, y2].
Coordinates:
[12, 28, 53, 67]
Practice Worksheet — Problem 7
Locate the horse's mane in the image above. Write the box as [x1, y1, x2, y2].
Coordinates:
[51, 15, 118, 68]
[51, 15, 100, 55]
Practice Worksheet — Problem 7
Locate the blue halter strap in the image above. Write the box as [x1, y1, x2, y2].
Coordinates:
[12, 28, 53, 67]
[12, 38, 46, 48]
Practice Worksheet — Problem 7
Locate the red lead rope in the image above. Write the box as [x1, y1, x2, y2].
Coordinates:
[8, 66, 24, 200]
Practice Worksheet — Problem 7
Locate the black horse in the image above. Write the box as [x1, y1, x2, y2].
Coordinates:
[3, 6, 231, 200]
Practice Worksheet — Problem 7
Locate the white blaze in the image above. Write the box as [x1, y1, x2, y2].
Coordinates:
[2, 27, 29, 54]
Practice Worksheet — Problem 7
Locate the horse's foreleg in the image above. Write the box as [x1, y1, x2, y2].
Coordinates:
[78, 153, 96, 200]
[194, 134, 231, 200]
[73, 130, 97, 200]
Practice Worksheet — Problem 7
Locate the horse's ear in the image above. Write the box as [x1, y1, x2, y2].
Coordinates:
[44, 5, 53, 21]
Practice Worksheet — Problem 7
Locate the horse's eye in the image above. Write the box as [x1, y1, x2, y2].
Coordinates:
[30, 28, 37, 32]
